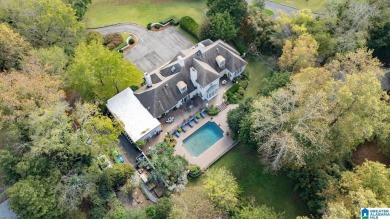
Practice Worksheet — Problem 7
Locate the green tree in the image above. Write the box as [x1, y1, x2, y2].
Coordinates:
[201, 12, 237, 41]
[206, 0, 247, 27]
[259, 71, 291, 96]
[0, 0, 84, 50]
[204, 167, 240, 212]
[65, 41, 143, 101]
[0, 23, 31, 71]
[7, 178, 63, 219]
[233, 205, 281, 219]
[63, 0, 92, 20]
[251, 0, 265, 10]
[28, 46, 68, 74]
[107, 163, 134, 189]
[169, 186, 226, 219]
[278, 33, 318, 72]
[153, 197, 172, 219]
[85, 30, 104, 44]
[144, 142, 188, 186]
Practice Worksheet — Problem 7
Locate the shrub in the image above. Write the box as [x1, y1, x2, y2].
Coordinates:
[154, 24, 161, 29]
[239, 80, 249, 89]
[188, 165, 201, 177]
[128, 38, 135, 45]
[237, 87, 245, 96]
[205, 107, 219, 116]
[178, 127, 182, 133]
[196, 114, 201, 119]
[130, 85, 139, 91]
[180, 16, 199, 40]
[147, 23, 152, 30]
[227, 84, 240, 94]
[103, 33, 123, 50]
[259, 71, 291, 96]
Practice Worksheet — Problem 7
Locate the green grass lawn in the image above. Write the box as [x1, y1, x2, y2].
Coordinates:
[189, 144, 309, 218]
[244, 59, 272, 98]
[273, 0, 327, 13]
[83, 0, 206, 28]
[264, 8, 275, 16]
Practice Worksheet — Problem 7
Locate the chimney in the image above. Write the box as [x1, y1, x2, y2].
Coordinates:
[177, 56, 185, 67]
[198, 43, 205, 54]
[144, 73, 152, 87]
[190, 67, 197, 86]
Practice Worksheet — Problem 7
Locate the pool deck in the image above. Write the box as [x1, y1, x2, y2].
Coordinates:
[145, 102, 238, 169]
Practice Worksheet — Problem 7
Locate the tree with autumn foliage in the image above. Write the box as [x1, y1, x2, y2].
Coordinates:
[244, 49, 390, 170]
[0, 23, 31, 71]
[278, 33, 318, 72]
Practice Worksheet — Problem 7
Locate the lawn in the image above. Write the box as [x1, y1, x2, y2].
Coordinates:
[83, 0, 206, 28]
[273, 0, 327, 13]
[264, 8, 275, 16]
[189, 144, 309, 218]
[244, 59, 272, 98]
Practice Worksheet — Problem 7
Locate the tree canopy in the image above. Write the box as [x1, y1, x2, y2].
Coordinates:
[204, 167, 240, 212]
[0, 23, 31, 71]
[201, 12, 237, 41]
[206, 0, 248, 27]
[244, 49, 390, 170]
[65, 41, 144, 101]
[0, 0, 84, 50]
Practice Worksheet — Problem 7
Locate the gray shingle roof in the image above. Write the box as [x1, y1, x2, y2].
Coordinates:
[135, 40, 247, 117]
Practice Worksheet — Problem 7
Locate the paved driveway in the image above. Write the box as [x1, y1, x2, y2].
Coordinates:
[91, 24, 193, 73]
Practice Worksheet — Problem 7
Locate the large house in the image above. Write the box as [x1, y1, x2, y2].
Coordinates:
[107, 39, 247, 142]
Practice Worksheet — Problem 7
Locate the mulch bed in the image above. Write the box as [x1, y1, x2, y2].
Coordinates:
[122, 34, 138, 52]
[352, 141, 390, 166]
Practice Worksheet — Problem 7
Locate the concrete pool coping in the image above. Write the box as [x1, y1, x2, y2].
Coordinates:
[182, 121, 225, 158]
[173, 104, 238, 169]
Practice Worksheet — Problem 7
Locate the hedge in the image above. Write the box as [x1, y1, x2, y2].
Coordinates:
[180, 16, 199, 40]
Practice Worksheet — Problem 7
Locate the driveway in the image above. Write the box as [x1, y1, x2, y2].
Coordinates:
[91, 24, 193, 73]
[0, 200, 16, 219]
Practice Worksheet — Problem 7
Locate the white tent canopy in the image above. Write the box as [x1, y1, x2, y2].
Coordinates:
[107, 88, 161, 142]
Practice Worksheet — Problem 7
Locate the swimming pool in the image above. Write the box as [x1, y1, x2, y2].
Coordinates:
[183, 121, 224, 157]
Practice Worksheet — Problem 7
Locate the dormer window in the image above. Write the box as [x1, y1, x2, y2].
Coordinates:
[176, 81, 187, 93]
[216, 55, 225, 68]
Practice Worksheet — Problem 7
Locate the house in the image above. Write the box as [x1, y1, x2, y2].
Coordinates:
[107, 39, 247, 141]
[134, 39, 247, 118]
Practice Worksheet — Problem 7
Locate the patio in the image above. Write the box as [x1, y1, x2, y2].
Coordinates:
[145, 80, 238, 169]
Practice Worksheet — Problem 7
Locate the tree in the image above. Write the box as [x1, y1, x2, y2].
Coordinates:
[206, 0, 247, 27]
[65, 41, 143, 101]
[322, 202, 351, 219]
[0, 69, 64, 133]
[7, 178, 63, 219]
[247, 49, 390, 170]
[233, 205, 281, 219]
[259, 71, 291, 96]
[85, 31, 104, 44]
[273, 9, 336, 58]
[251, 0, 265, 10]
[28, 46, 68, 74]
[144, 142, 188, 186]
[241, 7, 277, 56]
[322, 161, 390, 218]
[0, 0, 84, 50]
[201, 12, 237, 41]
[153, 197, 172, 219]
[204, 167, 240, 212]
[169, 186, 226, 219]
[323, 0, 376, 53]
[278, 33, 318, 72]
[0, 23, 31, 71]
[107, 163, 134, 189]
[63, 0, 92, 20]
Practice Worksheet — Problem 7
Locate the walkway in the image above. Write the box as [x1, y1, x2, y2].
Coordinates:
[0, 200, 16, 219]
[90, 23, 193, 73]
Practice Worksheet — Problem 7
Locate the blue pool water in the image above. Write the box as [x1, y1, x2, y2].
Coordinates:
[183, 121, 224, 157]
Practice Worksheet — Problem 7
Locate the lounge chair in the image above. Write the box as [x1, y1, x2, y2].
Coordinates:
[181, 124, 187, 132]
[187, 120, 194, 127]
[200, 111, 206, 118]
[193, 116, 199, 123]
[174, 130, 180, 137]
